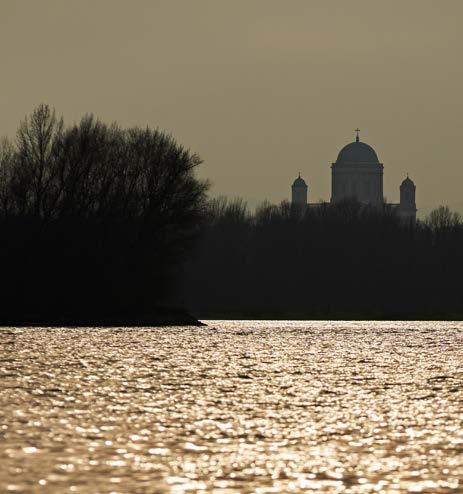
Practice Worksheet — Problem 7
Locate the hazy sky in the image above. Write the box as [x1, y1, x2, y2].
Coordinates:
[1, 1, 462, 216]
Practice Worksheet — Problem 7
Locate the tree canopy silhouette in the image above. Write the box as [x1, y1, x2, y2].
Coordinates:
[1, 105, 462, 323]
[183, 198, 463, 319]
[0, 105, 208, 322]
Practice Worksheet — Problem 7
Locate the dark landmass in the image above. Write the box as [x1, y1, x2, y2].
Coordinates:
[0, 308, 204, 327]
[1, 106, 462, 323]
[195, 311, 463, 322]
[183, 198, 463, 321]
[0, 106, 208, 325]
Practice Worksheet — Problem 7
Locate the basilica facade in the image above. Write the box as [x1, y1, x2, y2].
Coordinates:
[291, 132, 417, 223]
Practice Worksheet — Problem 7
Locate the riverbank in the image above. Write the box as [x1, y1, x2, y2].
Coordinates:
[195, 310, 463, 321]
[0, 308, 204, 327]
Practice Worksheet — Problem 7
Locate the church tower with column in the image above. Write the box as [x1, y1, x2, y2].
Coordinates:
[398, 176, 417, 224]
[291, 173, 308, 206]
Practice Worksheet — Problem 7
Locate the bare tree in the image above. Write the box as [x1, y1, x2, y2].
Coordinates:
[426, 205, 462, 231]
[0, 105, 210, 318]
[0, 137, 16, 216]
[15, 104, 64, 218]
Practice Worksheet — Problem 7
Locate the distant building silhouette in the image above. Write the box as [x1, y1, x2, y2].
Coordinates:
[292, 130, 417, 223]
[399, 176, 417, 223]
[291, 173, 308, 206]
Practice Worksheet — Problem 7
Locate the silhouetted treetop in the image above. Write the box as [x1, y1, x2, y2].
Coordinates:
[2, 105, 208, 224]
[183, 197, 463, 319]
[0, 105, 209, 319]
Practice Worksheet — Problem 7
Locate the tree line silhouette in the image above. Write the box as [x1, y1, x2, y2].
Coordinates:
[0, 105, 208, 323]
[183, 198, 463, 319]
[1, 105, 462, 323]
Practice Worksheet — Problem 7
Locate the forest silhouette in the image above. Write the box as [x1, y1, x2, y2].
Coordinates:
[183, 198, 463, 319]
[0, 105, 208, 324]
[0, 106, 462, 323]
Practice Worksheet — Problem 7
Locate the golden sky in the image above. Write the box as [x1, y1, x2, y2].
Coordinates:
[1, 0, 462, 215]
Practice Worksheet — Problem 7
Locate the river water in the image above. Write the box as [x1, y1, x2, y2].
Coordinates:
[1, 321, 462, 493]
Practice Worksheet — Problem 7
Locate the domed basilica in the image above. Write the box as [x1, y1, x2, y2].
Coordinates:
[291, 130, 417, 223]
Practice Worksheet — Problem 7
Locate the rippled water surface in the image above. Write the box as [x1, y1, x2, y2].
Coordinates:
[1, 321, 462, 493]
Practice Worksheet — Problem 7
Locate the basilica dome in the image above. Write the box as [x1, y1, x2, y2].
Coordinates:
[336, 140, 379, 164]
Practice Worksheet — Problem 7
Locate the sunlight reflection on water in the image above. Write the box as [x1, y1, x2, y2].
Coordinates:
[0, 320, 462, 493]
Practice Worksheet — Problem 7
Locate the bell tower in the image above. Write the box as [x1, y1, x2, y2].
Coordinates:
[399, 175, 417, 224]
[291, 173, 308, 206]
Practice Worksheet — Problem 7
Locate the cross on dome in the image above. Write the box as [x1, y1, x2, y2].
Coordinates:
[355, 128, 360, 142]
